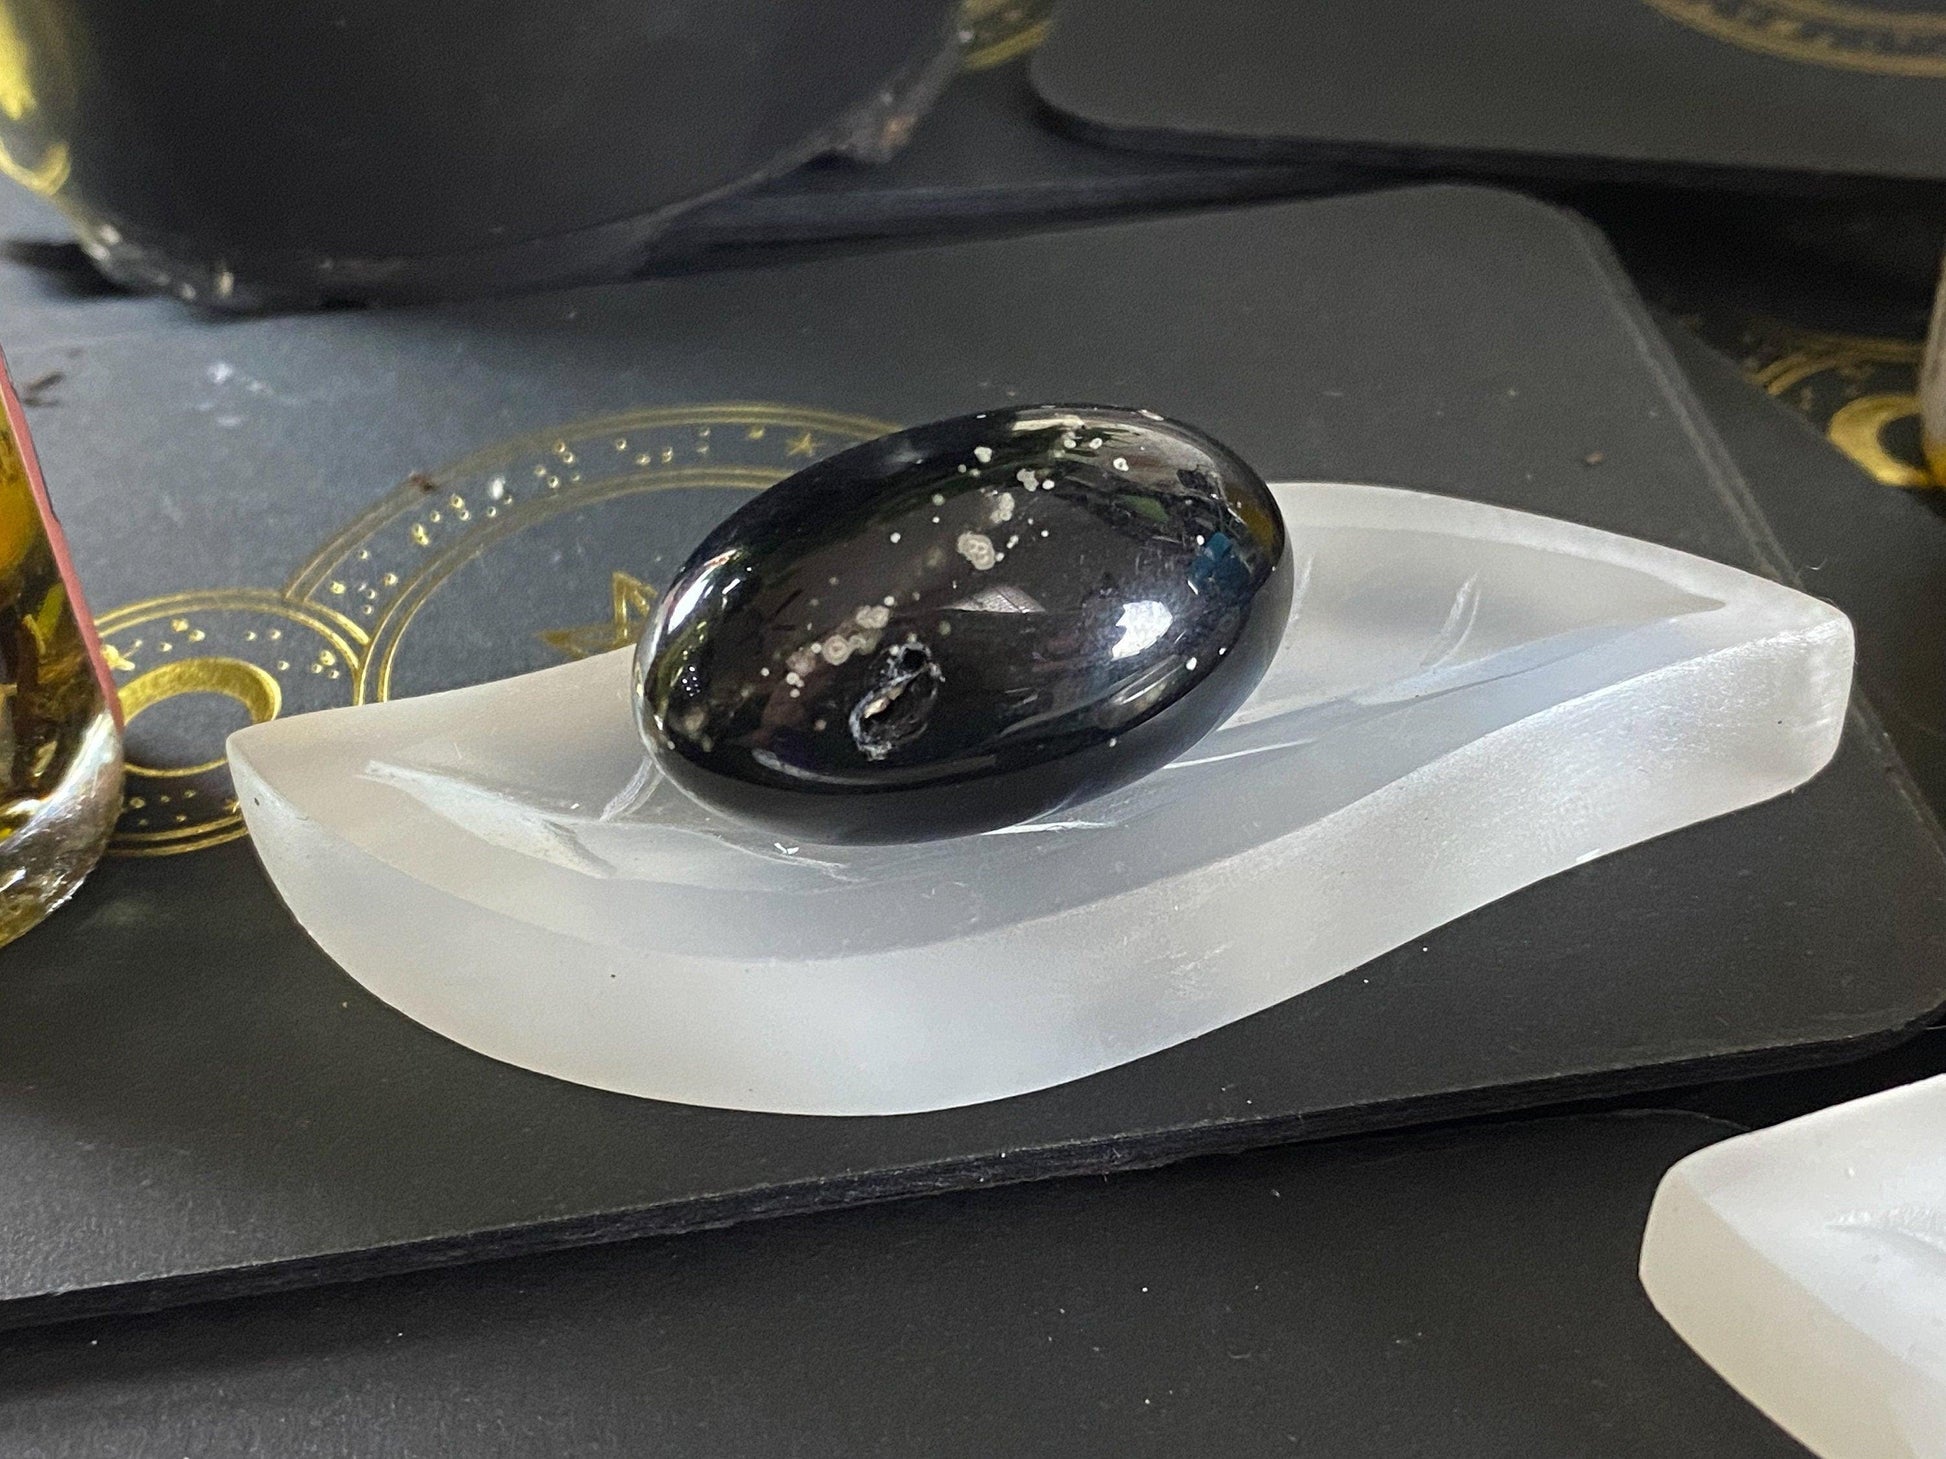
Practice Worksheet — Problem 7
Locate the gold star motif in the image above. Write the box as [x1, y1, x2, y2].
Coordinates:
[537, 571, 659, 660]
[101, 643, 136, 672]
[785, 431, 818, 458]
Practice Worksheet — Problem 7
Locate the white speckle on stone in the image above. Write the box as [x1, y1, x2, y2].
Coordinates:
[790, 688, 800, 698]
[957, 531, 998, 570]
[1108, 737, 1119, 748]
[937, 620, 953, 635]
[857, 604, 891, 630]
[882, 595, 898, 608]
[973, 445, 993, 464]
[828, 576, 840, 587]
[1015, 467, 1037, 489]
[957, 463, 969, 474]
[1040, 529, 1050, 538]
[1007, 534, 1020, 549]
[1060, 433, 1077, 449]
[820, 635, 854, 666]
[488, 476, 508, 501]
[1139, 408, 1163, 420]
[814, 718, 827, 731]
[1088, 437, 1103, 449]
[785, 670, 803, 687]
[991, 491, 1016, 524]
[932, 493, 946, 506]
[1113, 457, 1130, 472]
[889, 531, 901, 544]
[1187, 657, 1199, 671]
[1219, 646, 1228, 655]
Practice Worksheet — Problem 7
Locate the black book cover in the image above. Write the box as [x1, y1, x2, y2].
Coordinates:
[0, 184, 1939, 1326]
[0, 1114, 1802, 1459]
[1034, 0, 1946, 189]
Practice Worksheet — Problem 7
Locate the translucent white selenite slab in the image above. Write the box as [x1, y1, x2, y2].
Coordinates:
[1643, 1075, 1946, 1459]
[229, 481, 1853, 1114]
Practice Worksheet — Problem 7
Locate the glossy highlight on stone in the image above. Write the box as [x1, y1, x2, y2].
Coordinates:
[635, 406, 1291, 843]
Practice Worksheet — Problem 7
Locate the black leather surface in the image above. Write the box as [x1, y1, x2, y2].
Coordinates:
[1033, 0, 1946, 187]
[0, 185, 1940, 1327]
[0, 1112, 1808, 1458]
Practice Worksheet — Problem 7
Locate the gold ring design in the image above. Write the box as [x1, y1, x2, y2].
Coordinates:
[96, 403, 895, 855]
[1642, 0, 1946, 76]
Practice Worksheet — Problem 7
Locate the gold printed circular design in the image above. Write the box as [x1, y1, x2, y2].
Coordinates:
[1741, 326, 1935, 486]
[96, 403, 894, 855]
[1642, 0, 1946, 76]
[97, 590, 362, 853]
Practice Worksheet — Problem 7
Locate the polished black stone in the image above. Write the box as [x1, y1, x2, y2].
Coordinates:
[636, 406, 1291, 843]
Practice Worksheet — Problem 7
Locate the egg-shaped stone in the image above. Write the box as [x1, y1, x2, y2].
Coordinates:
[635, 405, 1291, 843]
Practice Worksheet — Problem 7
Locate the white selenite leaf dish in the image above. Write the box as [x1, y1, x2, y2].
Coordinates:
[229, 481, 1853, 1115]
[1643, 1074, 1946, 1459]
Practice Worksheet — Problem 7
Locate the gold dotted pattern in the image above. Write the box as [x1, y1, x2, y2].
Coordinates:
[96, 403, 895, 855]
[97, 590, 361, 854]
[1642, 0, 1946, 76]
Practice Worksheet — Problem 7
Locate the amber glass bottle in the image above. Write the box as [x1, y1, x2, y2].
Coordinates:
[0, 354, 120, 946]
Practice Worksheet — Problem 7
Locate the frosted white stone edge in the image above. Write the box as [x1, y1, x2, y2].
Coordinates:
[230, 480, 1854, 1115]
[1642, 1074, 1946, 1459]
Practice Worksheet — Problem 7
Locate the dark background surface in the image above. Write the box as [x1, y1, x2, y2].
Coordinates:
[5, 5, 1946, 1451]
[1034, 0, 1946, 187]
[662, 54, 1350, 252]
[0, 1113, 1813, 1459]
